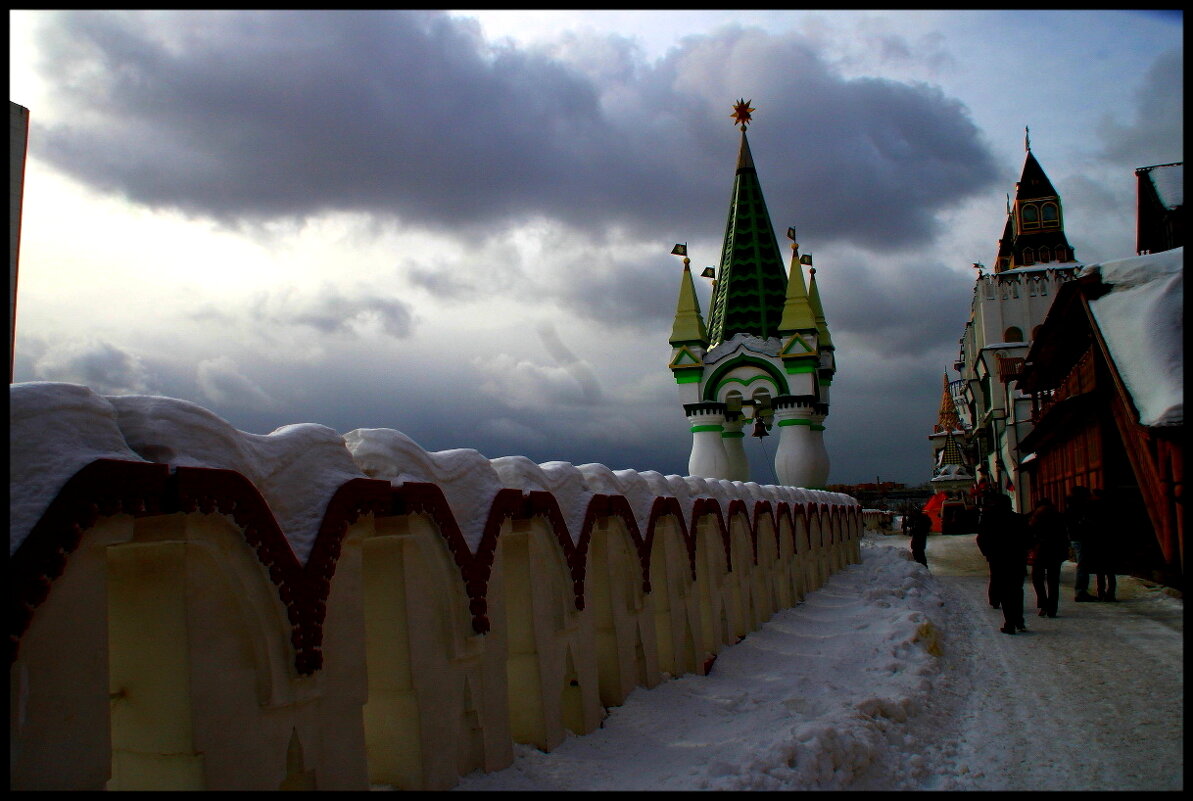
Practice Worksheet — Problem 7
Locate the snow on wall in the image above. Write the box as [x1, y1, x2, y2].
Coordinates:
[110, 394, 366, 563]
[344, 427, 503, 550]
[1082, 247, 1183, 427]
[10, 382, 858, 562]
[9, 382, 146, 557]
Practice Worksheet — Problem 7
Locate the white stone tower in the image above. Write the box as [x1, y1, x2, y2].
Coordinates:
[667, 100, 837, 488]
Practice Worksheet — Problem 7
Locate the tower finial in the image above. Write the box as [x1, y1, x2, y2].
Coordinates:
[1025, 125, 1031, 152]
[731, 98, 755, 131]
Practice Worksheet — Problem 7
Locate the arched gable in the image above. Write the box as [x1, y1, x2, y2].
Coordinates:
[701, 355, 790, 403]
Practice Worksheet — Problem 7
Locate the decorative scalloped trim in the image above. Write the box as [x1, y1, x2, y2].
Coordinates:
[10, 459, 859, 676]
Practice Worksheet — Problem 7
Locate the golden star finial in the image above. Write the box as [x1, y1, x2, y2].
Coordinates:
[731, 98, 755, 130]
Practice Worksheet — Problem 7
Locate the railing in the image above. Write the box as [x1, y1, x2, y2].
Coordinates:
[996, 356, 1026, 382]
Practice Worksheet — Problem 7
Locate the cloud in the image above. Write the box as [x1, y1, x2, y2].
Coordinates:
[817, 252, 973, 358]
[32, 337, 156, 395]
[32, 11, 998, 253]
[1095, 48, 1183, 166]
[536, 323, 603, 404]
[474, 351, 603, 410]
[192, 285, 415, 340]
[196, 355, 276, 410]
[477, 417, 548, 448]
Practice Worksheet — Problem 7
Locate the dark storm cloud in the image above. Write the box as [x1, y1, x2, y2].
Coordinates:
[32, 11, 998, 253]
[819, 257, 973, 358]
[548, 250, 682, 332]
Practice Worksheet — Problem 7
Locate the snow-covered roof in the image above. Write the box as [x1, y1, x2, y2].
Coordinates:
[979, 341, 1030, 352]
[1082, 247, 1183, 427]
[930, 464, 973, 483]
[704, 332, 782, 365]
[995, 261, 1082, 274]
[1142, 163, 1183, 210]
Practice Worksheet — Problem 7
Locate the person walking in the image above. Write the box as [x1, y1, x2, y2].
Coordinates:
[1087, 488, 1117, 602]
[1065, 486, 1098, 602]
[977, 492, 1030, 634]
[908, 505, 930, 568]
[1027, 497, 1067, 617]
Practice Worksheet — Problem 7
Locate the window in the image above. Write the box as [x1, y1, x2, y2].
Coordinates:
[1054, 246, 1068, 262]
[1004, 326, 1024, 343]
[1021, 247, 1034, 265]
[1042, 202, 1059, 227]
[1021, 203, 1040, 230]
[1038, 247, 1051, 263]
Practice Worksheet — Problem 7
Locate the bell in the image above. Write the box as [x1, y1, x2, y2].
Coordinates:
[751, 417, 770, 438]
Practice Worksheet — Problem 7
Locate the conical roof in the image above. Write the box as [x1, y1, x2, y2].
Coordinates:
[936, 430, 970, 474]
[934, 372, 961, 432]
[705, 130, 790, 347]
[807, 266, 833, 350]
[997, 143, 1074, 270]
[669, 261, 709, 345]
[778, 245, 817, 333]
[1017, 150, 1058, 201]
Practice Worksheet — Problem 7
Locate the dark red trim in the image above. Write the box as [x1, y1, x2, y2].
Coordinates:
[9, 459, 169, 665]
[10, 457, 858, 675]
[688, 497, 724, 580]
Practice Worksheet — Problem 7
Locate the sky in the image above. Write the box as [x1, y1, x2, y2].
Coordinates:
[8, 10, 1184, 486]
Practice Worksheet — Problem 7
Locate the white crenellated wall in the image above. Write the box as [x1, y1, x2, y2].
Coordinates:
[9, 383, 862, 791]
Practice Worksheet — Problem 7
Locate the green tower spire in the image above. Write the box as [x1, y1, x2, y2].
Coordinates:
[778, 228, 817, 334]
[807, 264, 834, 351]
[705, 105, 790, 348]
[669, 255, 709, 346]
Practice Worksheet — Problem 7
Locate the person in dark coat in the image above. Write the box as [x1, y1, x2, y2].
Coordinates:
[977, 492, 1031, 634]
[975, 489, 1002, 607]
[1087, 488, 1117, 601]
[1065, 486, 1098, 602]
[908, 506, 930, 568]
[1027, 497, 1067, 617]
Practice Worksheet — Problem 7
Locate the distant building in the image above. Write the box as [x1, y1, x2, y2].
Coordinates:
[1135, 162, 1183, 255]
[926, 373, 976, 533]
[1017, 248, 1183, 588]
[952, 137, 1082, 510]
[10, 101, 30, 383]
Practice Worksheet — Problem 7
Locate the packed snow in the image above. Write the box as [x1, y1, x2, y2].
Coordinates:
[451, 531, 1183, 792]
[10, 382, 853, 559]
[1144, 163, 1183, 210]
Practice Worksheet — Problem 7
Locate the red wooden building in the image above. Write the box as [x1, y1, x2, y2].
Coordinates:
[1018, 249, 1183, 589]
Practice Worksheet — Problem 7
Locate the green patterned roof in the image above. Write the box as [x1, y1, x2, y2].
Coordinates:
[705, 131, 790, 347]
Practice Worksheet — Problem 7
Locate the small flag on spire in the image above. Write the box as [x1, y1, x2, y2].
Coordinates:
[1025, 125, 1031, 152]
[671, 243, 687, 256]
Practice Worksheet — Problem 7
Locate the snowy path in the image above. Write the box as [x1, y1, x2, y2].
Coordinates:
[448, 532, 1182, 792]
[913, 533, 1184, 791]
